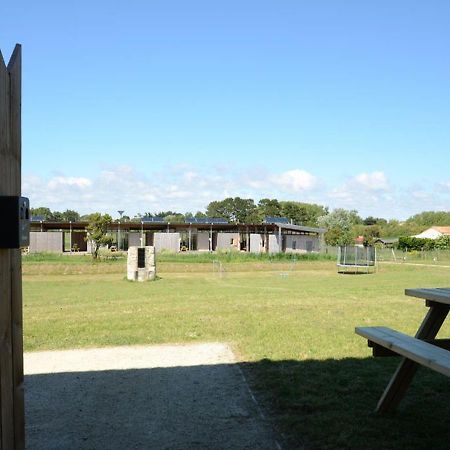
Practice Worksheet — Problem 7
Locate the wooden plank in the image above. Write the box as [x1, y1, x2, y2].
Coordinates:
[370, 338, 450, 357]
[357, 303, 449, 413]
[8, 45, 24, 450]
[356, 326, 450, 377]
[405, 288, 450, 305]
[0, 47, 13, 450]
[0, 253, 13, 450]
[0, 47, 5, 450]
[0, 44, 24, 450]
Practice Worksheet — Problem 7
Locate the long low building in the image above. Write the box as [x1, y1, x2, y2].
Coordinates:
[28, 219, 326, 254]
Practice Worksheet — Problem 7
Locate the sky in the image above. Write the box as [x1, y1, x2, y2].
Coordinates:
[1, 0, 450, 220]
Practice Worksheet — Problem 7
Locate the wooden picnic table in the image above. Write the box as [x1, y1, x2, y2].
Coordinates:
[356, 288, 450, 413]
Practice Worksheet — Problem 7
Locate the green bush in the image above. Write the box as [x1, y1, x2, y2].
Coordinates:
[398, 236, 435, 251]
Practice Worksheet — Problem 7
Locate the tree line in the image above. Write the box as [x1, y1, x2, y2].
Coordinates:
[31, 199, 450, 247]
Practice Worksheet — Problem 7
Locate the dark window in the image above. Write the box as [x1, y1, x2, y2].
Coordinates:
[138, 247, 146, 268]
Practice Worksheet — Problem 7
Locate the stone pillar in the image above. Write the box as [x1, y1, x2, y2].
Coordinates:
[127, 246, 156, 281]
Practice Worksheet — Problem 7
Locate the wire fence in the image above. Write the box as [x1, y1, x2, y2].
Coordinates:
[323, 246, 450, 265]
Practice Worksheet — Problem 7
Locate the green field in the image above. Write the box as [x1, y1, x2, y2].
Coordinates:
[23, 255, 450, 449]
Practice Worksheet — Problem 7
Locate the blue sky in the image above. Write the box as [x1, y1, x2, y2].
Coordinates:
[1, 1, 450, 219]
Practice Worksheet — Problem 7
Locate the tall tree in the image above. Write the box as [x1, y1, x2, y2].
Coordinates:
[406, 211, 450, 227]
[86, 213, 113, 259]
[206, 197, 258, 223]
[30, 206, 52, 220]
[318, 208, 361, 246]
[280, 201, 328, 226]
[257, 198, 282, 219]
[61, 209, 80, 222]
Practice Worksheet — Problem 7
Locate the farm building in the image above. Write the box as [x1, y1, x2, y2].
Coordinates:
[413, 226, 450, 239]
[28, 217, 325, 255]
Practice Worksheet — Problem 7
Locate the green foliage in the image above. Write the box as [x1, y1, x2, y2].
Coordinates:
[363, 216, 387, 226]
[31, 207, 80, 222]
[206, 197, 258, 223]
[257, 198, 282, 218]
[279, 201, 328, 226]
[398, 236, 435, 251]
[434, 235, 450, 250]
[61, 209, 80, 222]
[30, 206, 53, 220]
[376, 219, 422, 238]
[406, 211, 450, 227]
[86, 213, 114, 259]
[318, 208, 361, 245]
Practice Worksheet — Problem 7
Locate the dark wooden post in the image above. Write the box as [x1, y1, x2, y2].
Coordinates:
[0, 44, 25, 450]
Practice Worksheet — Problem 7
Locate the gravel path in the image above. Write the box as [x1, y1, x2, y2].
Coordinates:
[25, 343, 281, 450]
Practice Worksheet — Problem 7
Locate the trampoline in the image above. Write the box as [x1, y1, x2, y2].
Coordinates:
[337, 245, 377, 274]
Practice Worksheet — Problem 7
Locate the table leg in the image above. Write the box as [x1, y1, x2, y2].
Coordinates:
[376, 302, 450, 413]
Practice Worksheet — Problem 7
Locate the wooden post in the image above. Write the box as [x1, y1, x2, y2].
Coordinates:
[0, 44, 25, 450]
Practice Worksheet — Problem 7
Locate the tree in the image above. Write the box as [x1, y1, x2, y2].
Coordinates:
[434, 235, 450, 250]
[49, 211, 64, 221]
[257, 199, 282, 219]
[30, 207, 52, 220]
[318, 208, 361, 246]
[61, 209, 80, 222]
[406, 211, 450, 227]
[280, 201, 328, 226]
[86, 213, 113, 259]
[363, 216, 387, 226]
[206, 197, 258, 223]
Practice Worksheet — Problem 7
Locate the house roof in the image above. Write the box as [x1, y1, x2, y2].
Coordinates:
[373, 237, 398, 244]
[432, 226, 450, 234]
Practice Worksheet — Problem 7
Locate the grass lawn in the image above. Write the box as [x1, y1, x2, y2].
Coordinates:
[23, 255, 450, 449]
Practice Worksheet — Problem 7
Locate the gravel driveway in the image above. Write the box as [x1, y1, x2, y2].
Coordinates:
[25, 343, 281, 450]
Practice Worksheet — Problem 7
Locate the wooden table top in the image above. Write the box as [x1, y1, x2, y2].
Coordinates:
[405, 288, 450, 305]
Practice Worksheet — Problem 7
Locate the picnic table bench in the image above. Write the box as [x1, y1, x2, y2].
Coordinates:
[356, 288, 450, 413]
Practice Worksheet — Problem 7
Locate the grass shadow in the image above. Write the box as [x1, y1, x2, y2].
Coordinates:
[25, 356, 450, 449]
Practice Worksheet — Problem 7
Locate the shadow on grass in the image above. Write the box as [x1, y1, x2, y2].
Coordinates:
[244, 357, 450, 449]
[26, 357, 450, 450]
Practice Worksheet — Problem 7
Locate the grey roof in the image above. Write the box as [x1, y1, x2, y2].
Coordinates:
[141, 216, 166, 223]
[184, 217, 228, 224]
[276, 223, 326, 234]
[264, 216, 290, 224]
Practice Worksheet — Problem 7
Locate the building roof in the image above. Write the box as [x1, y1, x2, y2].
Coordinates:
[373, 237, 398, 244]
[432, 226, 450, 234]
[30, 220, 326, 235]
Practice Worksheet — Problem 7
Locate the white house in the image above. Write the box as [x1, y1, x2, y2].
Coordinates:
[413, 226, 450, 239]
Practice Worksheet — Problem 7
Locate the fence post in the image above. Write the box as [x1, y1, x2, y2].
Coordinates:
[0, 44, 25, 450]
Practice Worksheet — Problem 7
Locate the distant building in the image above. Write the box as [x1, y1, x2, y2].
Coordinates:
[413, 226, 450, 240]
[372, 237, 398, 248]
[28, 219, 326, 255]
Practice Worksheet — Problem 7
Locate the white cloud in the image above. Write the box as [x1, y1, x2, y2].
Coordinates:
[438, 181, 450, 192]
[21, 164, 450, 220]
[272, 169, 318, 192]
[47, 176, 92, 189]
[353, 171, 389, 191]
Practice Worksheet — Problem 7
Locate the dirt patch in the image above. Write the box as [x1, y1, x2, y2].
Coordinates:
[25, 343, 281, 449]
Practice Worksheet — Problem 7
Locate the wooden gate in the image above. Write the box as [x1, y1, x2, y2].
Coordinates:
[0, 44, 25, 449]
